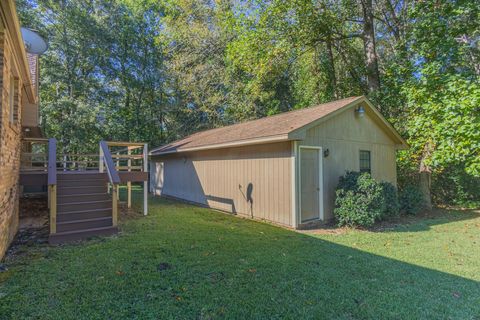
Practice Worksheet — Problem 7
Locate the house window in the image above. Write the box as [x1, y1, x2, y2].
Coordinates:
[359, 150, 371, 173]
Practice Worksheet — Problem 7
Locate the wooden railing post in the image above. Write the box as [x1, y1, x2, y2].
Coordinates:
[116, 151, 120, 200]
[143, 143, 148, 216]
[112, 184, 118, 227]
[100, 141, 121, 227]
[127, 147, 132, 208]
[99, 145, 104, 173]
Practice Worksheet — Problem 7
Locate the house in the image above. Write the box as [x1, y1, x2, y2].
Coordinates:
[0, 2, 150, 260]
[150, 96, 408, 228]
[0, 0, 41, 258]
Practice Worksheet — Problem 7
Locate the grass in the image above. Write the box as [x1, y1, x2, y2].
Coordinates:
[0, 190, 479, 319]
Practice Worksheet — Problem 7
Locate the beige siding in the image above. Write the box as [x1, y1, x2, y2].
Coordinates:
[297, 106, 398, 220]
[152, 142, 293, 226]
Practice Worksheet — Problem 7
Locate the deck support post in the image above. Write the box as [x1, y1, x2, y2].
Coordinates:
[116, 152, 120, 200]
[99, 145, 104, 173]
[112, 184, 118, 227]
[49, 185, 57, 234]
[127, 148, 132, 208]
[143, 143, 148, 216]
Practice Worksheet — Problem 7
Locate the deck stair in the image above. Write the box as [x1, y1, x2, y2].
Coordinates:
[49, 172, 117, 244]
[20, 138, 149, 244]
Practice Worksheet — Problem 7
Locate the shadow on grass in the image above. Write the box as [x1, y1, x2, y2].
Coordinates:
[1, 195, 479, 319]
[372, 208, 480, 233]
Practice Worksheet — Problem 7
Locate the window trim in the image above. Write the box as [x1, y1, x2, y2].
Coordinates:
[359, 150, 371, 174]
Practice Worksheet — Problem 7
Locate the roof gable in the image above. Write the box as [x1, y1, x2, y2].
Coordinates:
[151, 96, 407, 155]
[288, 97, 407, 147]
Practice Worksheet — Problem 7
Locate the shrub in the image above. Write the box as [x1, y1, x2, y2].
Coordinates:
[334, 171, 399, 228]
[431, 165, 480, 208]
[399, 184, 424, 215]
[380, 181, 400, 218]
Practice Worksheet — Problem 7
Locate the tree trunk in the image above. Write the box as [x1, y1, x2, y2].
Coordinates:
[326, 40, 338, 99]
[361, 0, 381, 92]
[419, 144, 433, 210]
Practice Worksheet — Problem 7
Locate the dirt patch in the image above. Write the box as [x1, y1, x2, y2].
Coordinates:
[3, 197, 50, 261]
[297, 227, 348, 235]
[3, 198, 144, 265]
[119, 201, 144, 220]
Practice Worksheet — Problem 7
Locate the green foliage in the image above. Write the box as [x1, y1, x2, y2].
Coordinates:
[398, 185, 424, 215]
[17, 0, 170, 153]
[334, 172, 398, 228]
[380, 181, 400, 218]
[431, 166, 480, 209]
[402, 75, 480, 177]
[16, 0, 480, 206]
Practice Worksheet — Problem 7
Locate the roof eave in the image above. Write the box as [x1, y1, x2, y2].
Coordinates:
[287, 96, 365, 140]
[1, 0, 36, 104]
[150, 134, 291, 156]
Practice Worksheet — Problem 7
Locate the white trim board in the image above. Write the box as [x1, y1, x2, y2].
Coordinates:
[298, 145, 324, 224]
[291, 141, 298, 228]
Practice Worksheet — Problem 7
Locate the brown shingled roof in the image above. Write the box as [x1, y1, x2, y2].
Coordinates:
[151, 96, 366, 155]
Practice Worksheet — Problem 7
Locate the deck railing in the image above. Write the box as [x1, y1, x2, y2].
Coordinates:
[20, 138, 49, 172]
[101, 141, 148, 215]
[20, 139, 149, 221]
[99, 141, 121, 227]
[21, 138, 100, 172]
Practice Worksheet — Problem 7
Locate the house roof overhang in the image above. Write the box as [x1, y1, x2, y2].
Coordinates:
[0, 0, 36, 104]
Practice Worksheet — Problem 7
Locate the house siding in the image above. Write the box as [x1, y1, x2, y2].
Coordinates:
[0, 25, 25, 259]
[297, 105, 398, 221]
[151, 142, 293, 227]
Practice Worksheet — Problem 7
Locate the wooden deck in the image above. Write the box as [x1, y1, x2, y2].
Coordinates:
[19, 139, 149, 243]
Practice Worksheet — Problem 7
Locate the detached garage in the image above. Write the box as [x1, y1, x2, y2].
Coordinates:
[150, 96, 407, 228]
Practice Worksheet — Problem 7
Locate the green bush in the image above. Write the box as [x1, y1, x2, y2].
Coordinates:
[431, 165, 480, 208]
[334, 172, 399, 228]
[380, 181, 400, 218]
[399, 184, 424, 215]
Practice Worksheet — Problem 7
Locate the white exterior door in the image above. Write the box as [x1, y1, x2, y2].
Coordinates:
[299, 147, 322, 222]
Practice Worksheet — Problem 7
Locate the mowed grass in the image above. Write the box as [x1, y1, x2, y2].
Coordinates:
[0, 191, 479, 319]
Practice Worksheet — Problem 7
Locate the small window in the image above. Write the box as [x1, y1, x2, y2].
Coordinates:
[359, 150, 371, 173]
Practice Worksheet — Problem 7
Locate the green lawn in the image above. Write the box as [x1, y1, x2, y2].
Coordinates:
[1, 192, 479, 319]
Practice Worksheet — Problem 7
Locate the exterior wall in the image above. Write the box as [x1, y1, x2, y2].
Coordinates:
[296, 106, 398, 221]
[151, 142, 293, 227]
[0, 25, 25, 259]
[21, 54, 39, 128]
